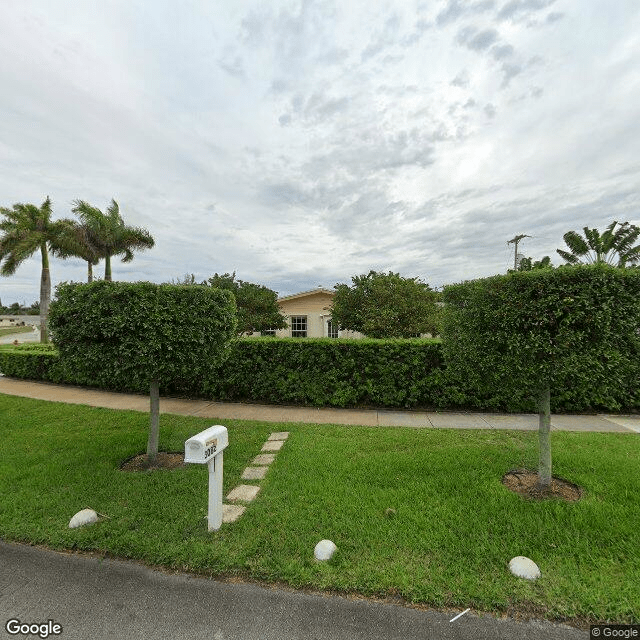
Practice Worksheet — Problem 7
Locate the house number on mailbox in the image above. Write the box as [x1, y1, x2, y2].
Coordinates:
[204, 439, 218, 460]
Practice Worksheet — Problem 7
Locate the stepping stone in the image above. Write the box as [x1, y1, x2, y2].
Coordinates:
[242, 466, 268, 480]
[252, 454, 276, 466]
[222, 504, 246, 523]
[268, 432, 289, 441]
[262, 440, 284, 452]
[226, 484, 261, 503]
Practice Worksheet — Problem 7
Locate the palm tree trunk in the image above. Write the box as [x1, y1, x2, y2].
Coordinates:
[87, 260, 93, 283]
[147, 379, 160, 465]
[40, 244, 50, 343]
[104, 254, 112, 281]
[537, 383, 551, 490]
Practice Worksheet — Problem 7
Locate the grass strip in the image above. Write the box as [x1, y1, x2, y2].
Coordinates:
[0, 393, 637, 625]
[0, 326, 34, 337]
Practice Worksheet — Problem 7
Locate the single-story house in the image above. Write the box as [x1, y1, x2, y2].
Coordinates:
[258, 287, 364, 339]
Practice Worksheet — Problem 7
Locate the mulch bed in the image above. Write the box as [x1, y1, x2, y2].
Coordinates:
[120, 452, 185, 472]
[502, 469, 583, 501]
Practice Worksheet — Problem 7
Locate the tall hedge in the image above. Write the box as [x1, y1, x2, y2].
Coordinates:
[48, 281, 237, 391]
[205, 338, 446, 407]
[442, 264, 640, 413]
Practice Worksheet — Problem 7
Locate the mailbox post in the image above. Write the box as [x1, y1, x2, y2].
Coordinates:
[184, 425, 228, 531]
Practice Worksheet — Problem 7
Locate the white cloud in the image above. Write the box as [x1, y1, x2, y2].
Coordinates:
[1, 0, 639, 305]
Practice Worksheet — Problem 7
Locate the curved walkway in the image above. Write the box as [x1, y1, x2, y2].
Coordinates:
[1, 376, 638, 432]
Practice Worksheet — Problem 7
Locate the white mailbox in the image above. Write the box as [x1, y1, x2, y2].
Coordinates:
[184, 425, 228, 531]
[185, 425, 228, 464]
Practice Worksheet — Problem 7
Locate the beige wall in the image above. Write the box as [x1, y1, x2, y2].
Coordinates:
[277, 291, 334, 338]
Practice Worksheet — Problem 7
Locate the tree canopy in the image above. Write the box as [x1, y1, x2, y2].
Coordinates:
[516, 255, 552, 271]
[173, 272, 287, 335]
[331, 270, 439, 338]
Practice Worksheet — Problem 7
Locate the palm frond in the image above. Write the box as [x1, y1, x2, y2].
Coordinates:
[559, 230, 589, 260]
[556, 248, 580, 264]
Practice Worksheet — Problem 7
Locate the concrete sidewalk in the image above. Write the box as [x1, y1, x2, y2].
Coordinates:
[1, 376, 638, 432]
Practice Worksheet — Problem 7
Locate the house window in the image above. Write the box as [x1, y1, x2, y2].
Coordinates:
[327, 319, 339, 338]
[291, 316, 307, 338]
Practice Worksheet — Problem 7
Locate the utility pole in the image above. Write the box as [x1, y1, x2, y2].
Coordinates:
[507, 234, 531, 270]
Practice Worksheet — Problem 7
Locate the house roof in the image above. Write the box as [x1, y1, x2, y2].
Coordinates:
[278, 287, 334, 302]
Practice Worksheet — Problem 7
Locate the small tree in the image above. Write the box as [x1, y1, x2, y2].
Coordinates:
[49, 281, 237, 464]
[331, 270, 439, 338]
[442, 265, 640, 489]
[177, 272, 287, 336]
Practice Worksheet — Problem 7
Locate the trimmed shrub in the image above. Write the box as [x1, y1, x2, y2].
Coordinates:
[48, 281, 237, 393]
[442, 264, 640, 412]
[0, 344, 64, 382]
[0, 338, 446, 409]
[205, 338, 445, 407]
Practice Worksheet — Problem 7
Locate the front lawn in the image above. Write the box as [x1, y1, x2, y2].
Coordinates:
[0, 394, 637, 625]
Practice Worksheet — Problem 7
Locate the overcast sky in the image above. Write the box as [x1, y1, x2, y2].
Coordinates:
[1, 0, 639, 305]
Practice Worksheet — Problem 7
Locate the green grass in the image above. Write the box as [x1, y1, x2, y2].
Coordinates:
[0, 325, 34, 337]
[0, 393, 638, 625]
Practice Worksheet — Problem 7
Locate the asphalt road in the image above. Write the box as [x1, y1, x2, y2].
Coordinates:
[0, 541, 588, 640]
[0, 327, 39, 344]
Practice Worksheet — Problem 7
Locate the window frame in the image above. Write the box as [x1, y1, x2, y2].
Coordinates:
[290, 315, 308, 338]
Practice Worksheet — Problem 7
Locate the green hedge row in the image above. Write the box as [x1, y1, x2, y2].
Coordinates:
[0, 339, 453, 409]
[204, 338, 449, 408]
[3, 333, 638, 412]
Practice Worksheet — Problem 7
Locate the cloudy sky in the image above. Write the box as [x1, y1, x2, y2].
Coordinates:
[1, 0, 639, 305]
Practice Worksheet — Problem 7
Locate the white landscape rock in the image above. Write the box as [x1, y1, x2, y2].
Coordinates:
[314, 539, 337, 562]
[509, 556, 541, 580]
[69, 508, 99, 529]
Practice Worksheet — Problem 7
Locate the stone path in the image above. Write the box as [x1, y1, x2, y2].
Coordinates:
[222, 431, 289, 524]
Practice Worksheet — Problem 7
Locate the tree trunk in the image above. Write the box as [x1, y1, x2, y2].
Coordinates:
[537, 383, 552, 489]
[87, 260, 93, 283]
[147, 379, 160, 464]
[40, 244, 50, 343]
[105, 254, 112, 281]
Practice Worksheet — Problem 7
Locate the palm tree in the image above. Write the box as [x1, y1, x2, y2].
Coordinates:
[0, 197, 74, 342]
[56, 220, 102, 283]
[557, 221, 640, 266]
[71, 199, 155, 281]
